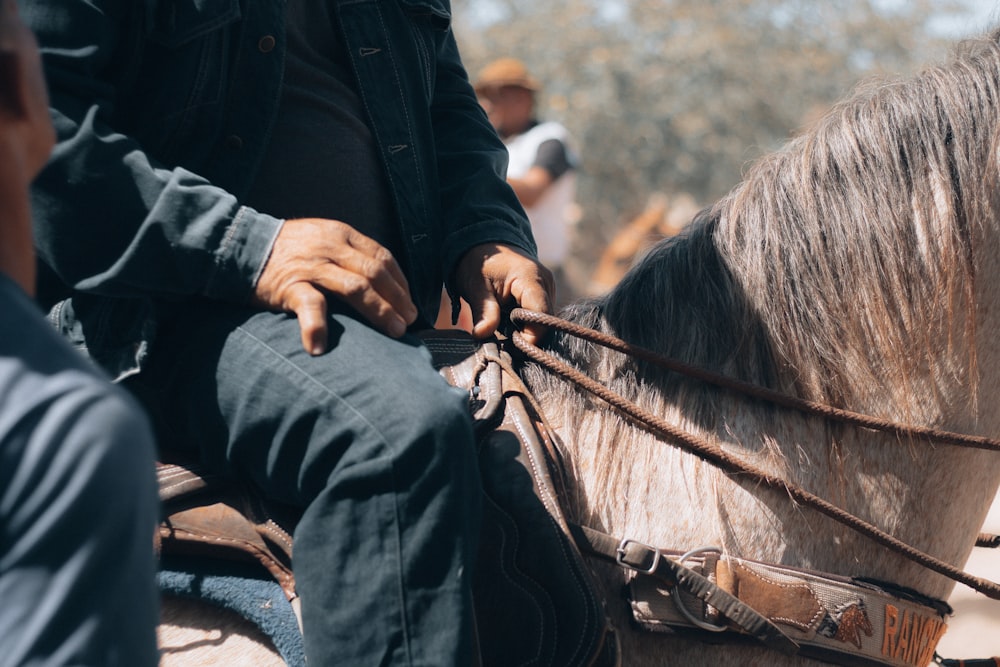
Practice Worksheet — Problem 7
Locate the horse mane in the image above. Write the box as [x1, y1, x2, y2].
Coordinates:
[524, 29, 1000, 522]
[715, 29, 1000, 411]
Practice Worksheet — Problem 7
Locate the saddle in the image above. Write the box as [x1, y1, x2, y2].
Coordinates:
[156, 330, 619, 667]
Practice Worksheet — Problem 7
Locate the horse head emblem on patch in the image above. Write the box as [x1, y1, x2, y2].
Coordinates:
[818, 600, 874, 649]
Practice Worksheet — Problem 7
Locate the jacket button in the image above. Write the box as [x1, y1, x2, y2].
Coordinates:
[226, 135, 243, 150]
[258, 35, 276, 53]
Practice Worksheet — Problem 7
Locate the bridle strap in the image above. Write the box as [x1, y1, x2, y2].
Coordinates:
[508, 308, 1000, 600]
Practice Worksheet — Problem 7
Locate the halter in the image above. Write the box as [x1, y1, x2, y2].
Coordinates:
[508, 307, 1000, 600]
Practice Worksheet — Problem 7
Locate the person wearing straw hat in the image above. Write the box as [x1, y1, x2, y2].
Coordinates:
[475, 57, 579, 306]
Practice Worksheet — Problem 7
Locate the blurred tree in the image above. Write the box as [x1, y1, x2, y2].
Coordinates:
[452, 0, 974, 294]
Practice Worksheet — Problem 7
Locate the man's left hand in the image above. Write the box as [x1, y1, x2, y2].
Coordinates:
[454, 243, 554, 346]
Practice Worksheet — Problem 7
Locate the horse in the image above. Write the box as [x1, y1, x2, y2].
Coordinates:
[518, 25, 1000, 666]
[156, 27, 1000, 666]
[587, 191, 699, 296]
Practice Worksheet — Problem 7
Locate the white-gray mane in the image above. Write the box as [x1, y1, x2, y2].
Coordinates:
[524, 29, 1000, 525]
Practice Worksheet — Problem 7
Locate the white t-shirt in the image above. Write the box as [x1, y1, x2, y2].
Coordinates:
[505, 121, 578, 268]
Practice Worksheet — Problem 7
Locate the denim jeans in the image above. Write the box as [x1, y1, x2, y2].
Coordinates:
[129, 301, 481, 666]
[0, 276, 159, 667]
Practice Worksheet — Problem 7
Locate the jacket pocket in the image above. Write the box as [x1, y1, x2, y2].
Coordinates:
[148, 0, 242, 48]
[397, 0, 451, 99]
[130, 0, 242, 162]
[398, 0, 451, 30]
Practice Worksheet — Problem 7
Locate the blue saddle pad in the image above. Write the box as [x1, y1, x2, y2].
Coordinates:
[158, 555, 305, 667]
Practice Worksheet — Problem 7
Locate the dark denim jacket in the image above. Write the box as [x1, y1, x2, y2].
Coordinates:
[24, 0, 535, 379]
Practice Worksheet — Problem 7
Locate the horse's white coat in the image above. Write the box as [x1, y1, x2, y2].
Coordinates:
[158, 596, 285, 666]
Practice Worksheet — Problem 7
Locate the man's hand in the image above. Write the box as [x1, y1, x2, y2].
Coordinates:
[253, 218, 418, 355]
[454, 243, 554, 346]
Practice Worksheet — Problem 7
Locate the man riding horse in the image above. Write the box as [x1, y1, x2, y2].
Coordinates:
[23, 0, 553, 664]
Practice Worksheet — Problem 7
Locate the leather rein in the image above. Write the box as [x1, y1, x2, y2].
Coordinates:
[507, 307, 1000, 601]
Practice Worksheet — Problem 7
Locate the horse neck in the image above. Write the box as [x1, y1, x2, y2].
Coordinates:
[541, 232, 1000, 605]
[548, 366, 1000, 608]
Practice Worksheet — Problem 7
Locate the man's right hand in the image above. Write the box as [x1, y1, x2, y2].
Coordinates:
[252, 218, 418, 355]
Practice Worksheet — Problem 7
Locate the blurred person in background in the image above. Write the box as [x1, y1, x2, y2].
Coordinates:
[475, 57, 580, 308]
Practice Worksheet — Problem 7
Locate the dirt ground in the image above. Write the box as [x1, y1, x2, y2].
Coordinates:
[934, 493, 1000, 663]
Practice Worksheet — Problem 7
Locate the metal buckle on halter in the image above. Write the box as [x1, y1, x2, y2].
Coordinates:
[673, 546, 728, 633]
[616, 537, 661, 575]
